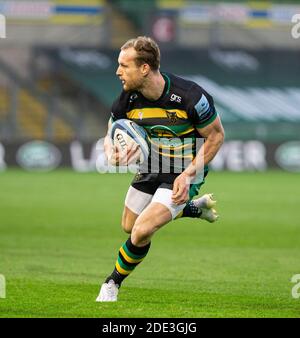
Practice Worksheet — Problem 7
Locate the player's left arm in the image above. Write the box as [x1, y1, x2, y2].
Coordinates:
[172, 116, 224, 205]
[194, 115, 225, 168]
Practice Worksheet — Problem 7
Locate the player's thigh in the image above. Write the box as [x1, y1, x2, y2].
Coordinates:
[131, 188, 187, 245]
[122, 186, 152, 233]
[152, 187, 187, 220]
[131, 202, 172, 245]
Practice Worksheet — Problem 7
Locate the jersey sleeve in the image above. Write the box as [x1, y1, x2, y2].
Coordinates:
[188, 85, 218, 128]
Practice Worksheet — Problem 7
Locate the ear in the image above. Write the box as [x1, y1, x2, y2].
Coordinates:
[141, 63, 150, 77]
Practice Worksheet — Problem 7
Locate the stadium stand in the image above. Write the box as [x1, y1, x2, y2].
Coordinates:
[44, 46, 300, 141]
[110, 0, 156, 32]
[0, 87, 8, 122]
[0, 55, 79, 141]
[17, 89, 74, 141]
[0, 0, 108, 47]
[0, 0, 299, 145]
[108, 2, 139, 47]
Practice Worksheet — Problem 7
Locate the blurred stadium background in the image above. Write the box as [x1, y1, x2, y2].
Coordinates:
[0, 0, 299, 171]
[1, 0, 300, 318]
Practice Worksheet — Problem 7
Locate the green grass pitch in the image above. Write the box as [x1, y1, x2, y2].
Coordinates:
[0, 169, 300, 318]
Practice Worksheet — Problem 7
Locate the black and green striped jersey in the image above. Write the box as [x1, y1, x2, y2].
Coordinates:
[110, 72, 218, 173]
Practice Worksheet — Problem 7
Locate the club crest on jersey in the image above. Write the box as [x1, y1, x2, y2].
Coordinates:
[166, 111, 178, 124]
[138, 111, 143, 120]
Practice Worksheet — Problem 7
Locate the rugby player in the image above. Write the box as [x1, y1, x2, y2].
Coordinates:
[96, 36, 225, 302]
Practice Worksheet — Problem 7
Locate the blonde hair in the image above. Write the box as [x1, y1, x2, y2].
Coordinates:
[121, 36, 160, 71]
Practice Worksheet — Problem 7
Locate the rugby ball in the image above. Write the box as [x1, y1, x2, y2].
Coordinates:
[110, 119, 149, 164]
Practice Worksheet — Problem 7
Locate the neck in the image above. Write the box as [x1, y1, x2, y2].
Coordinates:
[139, 71, 165, 101]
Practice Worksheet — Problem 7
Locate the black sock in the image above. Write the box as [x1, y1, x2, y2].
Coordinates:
[181, 200, 202, 218]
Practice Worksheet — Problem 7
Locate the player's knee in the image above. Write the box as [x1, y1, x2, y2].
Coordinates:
[131, 223, 151, 245]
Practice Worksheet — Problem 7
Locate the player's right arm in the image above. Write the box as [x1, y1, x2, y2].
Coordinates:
[104, 117, 139, 166]
[105, 92, 140, 165]
[104, 117, 125, 166]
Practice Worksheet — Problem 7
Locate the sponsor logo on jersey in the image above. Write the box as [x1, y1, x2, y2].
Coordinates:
[170, 93, 182, 103]
[130, 93, 138, 102]
[134, 171, 143, 182]
[195, 94, 210, 118]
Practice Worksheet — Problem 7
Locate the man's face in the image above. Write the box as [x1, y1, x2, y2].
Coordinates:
[116, 47, 145, 92]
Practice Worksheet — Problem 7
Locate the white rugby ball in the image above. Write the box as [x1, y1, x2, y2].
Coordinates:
[110, 119, 149, 164]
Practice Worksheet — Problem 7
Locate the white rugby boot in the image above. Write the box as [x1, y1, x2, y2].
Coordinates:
[193, 193, 216, 209]
[96, 280, 119, 302]
[199, 207, 219, 223]
[193, 193, 219, 223]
